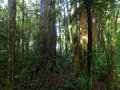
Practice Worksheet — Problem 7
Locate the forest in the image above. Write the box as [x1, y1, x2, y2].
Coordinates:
[0, 0, 120, 90]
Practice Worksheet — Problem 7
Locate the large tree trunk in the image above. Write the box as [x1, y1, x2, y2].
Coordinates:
[7, 0, 16, 89]
[47, 0, 56, 60]
[38, 0, 56, 69]
[38, 0, 48, 67]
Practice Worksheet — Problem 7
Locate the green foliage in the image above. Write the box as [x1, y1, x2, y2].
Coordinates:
[0, 6, 7, 79]
[64, 72, 88, 90]
[92, 46, 108, 78]
[57, 51, 73, 71]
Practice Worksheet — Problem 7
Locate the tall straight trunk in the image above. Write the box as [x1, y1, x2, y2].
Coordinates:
[59, 20, 62, 54]
[72, 1, 80, 73]
[16, 30, 20, 61]
[106, 15, 111, 90]
[25, 15, 30, 57]
[35, 0, 39, 58]
[63, 2, 68, 57]
[47, 0, 56, 60]
[21, 0, 25, 61]
[66, 0, 69, 49]
[38, 0, 48, 67]
[98, 5, 101, 42]
[68, 0, 72, 46]
[108, 5, 118, 90]
[66, 0, 72, 51]
[38, 0, 56, 68]
[84, 0, 92, 90]
[7, 0, 16, 89]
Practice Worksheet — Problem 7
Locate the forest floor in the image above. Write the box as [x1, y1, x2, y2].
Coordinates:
[38, 68, 107, 90]
[39, 68, 74, 90]
[92, 80, 107, 90]
[15, 65, 108, 90]
[0, 63, 107, 90]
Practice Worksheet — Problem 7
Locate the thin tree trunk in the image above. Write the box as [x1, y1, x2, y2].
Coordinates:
[25, 15, 30, 57]
[21, 0, 25, 61]
[63, 2, 67, 57]
[59, 20, 62, 54]
[108, 6, 118, 90]
[7, 0, 16, 89]
[84, 0, 92, 90]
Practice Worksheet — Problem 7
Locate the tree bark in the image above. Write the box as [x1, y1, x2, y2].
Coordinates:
[47, 0, 56, 60]
[7, 0, 16, 89]
[84, 0, 92, 90]
[38, 0, 56, 69]
[21, 0, 25, 61]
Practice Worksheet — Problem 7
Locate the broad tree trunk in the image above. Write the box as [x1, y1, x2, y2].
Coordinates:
[38, 0, 56, 68]
[38, 0, 48, 67]
[47, 0, 56, 60]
